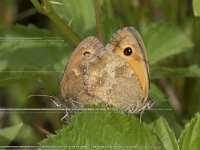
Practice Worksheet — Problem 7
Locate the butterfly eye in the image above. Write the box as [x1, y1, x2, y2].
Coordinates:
[123, 47, 132, 56]
[83, 51, 91, 56]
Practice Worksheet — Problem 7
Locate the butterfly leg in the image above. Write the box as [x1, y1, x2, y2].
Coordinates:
[139, 109, 145, 124]
[71, 100, 83, 111]
[52, 99, 61, 108]
[61, 110, 69, 124]
[139, 100, 155, 123]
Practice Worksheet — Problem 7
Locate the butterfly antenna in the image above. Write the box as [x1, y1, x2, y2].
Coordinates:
[27, 94, 56, 100]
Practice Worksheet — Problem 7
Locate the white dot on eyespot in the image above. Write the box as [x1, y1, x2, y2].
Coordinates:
[83, 51, 91, 56]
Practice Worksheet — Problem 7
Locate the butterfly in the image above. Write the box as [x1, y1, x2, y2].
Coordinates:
[59, 27, 153, 117]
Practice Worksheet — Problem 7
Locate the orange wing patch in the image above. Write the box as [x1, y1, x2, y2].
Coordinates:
[106, 28, 149, 101]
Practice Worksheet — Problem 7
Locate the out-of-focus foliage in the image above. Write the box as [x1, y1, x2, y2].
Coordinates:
[0, 123, 22, 146]
[53, 0, 96, 38]
[142, 23, 193, 65]
[0, 24, 68, 86]
[193, 0, 200, 16]
[0, 0, 200, 148]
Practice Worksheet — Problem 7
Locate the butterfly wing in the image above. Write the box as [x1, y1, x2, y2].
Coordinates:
[59, 37, 104, 106]
[86, 51, 145, 113]
[106, 27, 150, 102]
[86, 27, 150, 113]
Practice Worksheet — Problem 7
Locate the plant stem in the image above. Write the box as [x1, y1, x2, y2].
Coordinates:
[15, 8, 37, 22]
[47, 11, 80, 46]
[30, 0, 80, 46]
[30, 0, 45, 14]
[93, 0, 103, 44]
[159, 79, 181, 115]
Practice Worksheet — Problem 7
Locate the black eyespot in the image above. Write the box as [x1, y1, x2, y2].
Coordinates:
[83, 51, 91, 56]
[123, 47, 132, 56]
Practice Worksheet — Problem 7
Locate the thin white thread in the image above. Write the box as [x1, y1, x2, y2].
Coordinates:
[0, 37, 64, 41]
[0, 108, 172, 113]
[0, 108, 114, 111]
[148, 108, 172, 110]
[0, 145, 161, 149]
[0, 70, 62, 73]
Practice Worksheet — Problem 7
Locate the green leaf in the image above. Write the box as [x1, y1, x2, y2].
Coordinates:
[145, 84, 183, 139]
[149, 117, 179, 150]
[0, 24, 69, 86]
[193, 0, 200, 17]
[179, 113, 200, 150]
[0, 66, 61, 86]
[40, 111, 162, 149]
[0, 123, 23, 146]
[143, 22, 193, 65]
[52, 0, 96, 38]
[151, 65, 200, 79]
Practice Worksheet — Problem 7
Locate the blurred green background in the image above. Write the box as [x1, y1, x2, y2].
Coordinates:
[0, 0, 200, 147]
